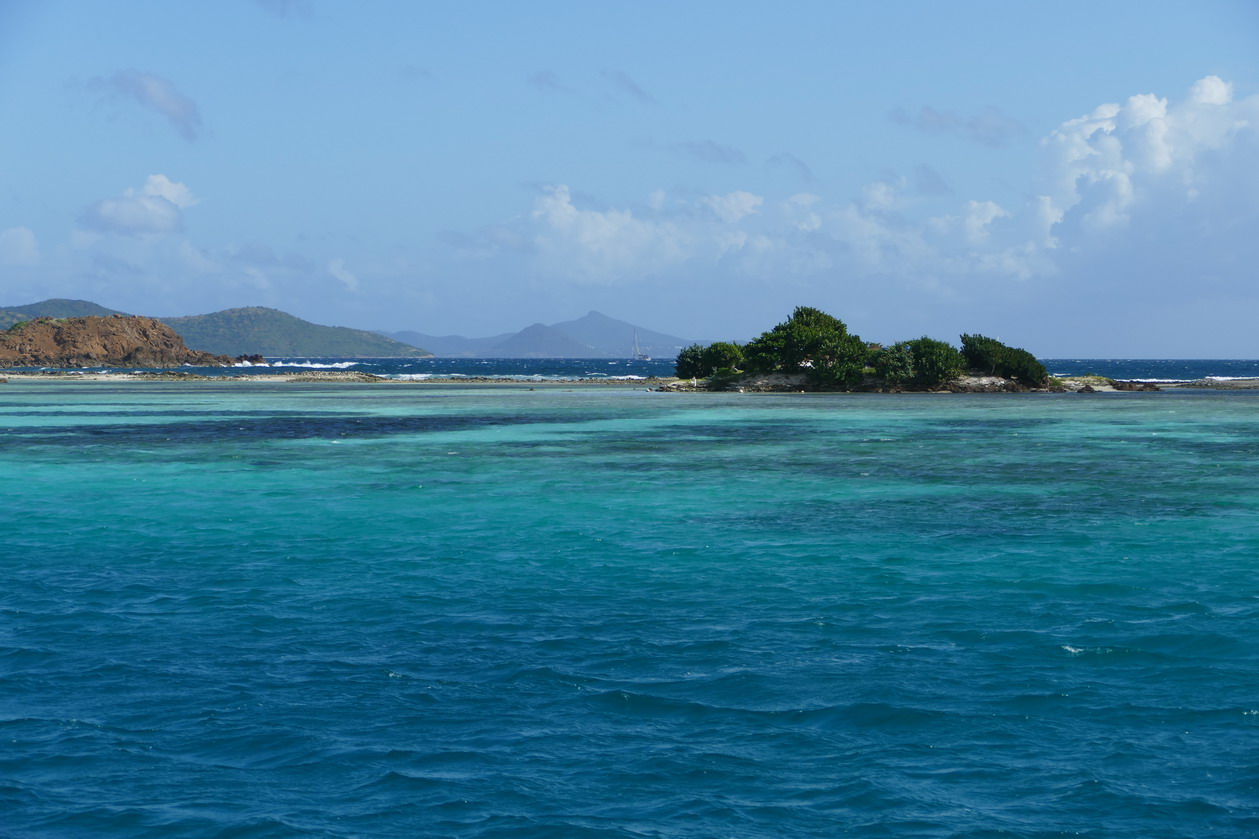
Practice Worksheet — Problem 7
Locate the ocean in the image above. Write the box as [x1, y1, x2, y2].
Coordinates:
[2, 366, 1258, 837]
[30, 356, 1259, 383]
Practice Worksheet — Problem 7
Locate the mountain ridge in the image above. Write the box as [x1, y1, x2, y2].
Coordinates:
[384, 310, 692, 358]
[0, 300, 432, 358]
[163, 307, 432, 357]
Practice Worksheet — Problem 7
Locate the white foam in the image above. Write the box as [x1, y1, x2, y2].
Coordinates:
[232, 360, 360, 369]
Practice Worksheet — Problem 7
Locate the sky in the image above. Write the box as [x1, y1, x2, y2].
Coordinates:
[1, 0, 1257, 356]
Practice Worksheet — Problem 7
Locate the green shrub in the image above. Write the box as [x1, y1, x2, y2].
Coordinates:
[675, 344, 707, 378]
[743, 306, 865, 382]
[905, 337, 963, 388]
[960, 333, 1047, 386]
[701, 341, 744, 374]
[872, 342, 915, 384]
[806, 332, 869, 388]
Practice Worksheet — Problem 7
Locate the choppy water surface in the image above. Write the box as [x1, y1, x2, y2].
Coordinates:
[2, 381, 1258, 837]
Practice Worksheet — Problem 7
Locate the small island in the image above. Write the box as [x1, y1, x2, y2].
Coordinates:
[665, 306, 1156, 394]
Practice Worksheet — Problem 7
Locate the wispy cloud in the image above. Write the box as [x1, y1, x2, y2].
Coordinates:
[328, 257, 361, 292]
[601, 69, 654, 104]
[889, 105, 1027, 148]
[913, 164, 952, 196]
[0, 226, 40, 266]
[675, 140, 746, 164]
[254, 0, 313, 18]
[767, 152, 815, 183]
[527, 70, 574, 95]
[95, 70, 203, 141]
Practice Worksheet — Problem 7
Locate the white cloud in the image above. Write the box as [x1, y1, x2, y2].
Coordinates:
[529, 185, 689, 283]
[704, 191, 762, 224]
[328, 257, 361, 291]
[1042, 75, 1259, 245]
[80, 175, 199, 236]
[1191, 75, 1232, 105]
[99, 71, 203, 141]
[0, 226, 40, 265]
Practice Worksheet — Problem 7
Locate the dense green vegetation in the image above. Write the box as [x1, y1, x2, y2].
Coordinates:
[162, 307, 431, 357]
[960, 333, 1048, 386]
[676, 306, 1046, 390]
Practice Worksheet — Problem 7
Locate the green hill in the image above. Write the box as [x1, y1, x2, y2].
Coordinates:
[0, 298, 127, 329]
[162, 307, 431, 357]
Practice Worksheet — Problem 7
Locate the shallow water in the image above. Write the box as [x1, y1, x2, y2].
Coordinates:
[2, 381, 1258, 837]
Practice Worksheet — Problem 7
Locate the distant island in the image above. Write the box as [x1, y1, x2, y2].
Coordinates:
[163, 307, 431, 358]
[0, 300, 431, 359]
[0, 299, 694, 360]
[380, 310, 692, 359]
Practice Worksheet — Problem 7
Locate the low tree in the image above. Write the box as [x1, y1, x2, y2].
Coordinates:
[742, 306, 866, 386]
[674, 344, 707, 378]
[905, 337, 963, 388]
[872, 342, 915, 384]
[701, 341, 744, 374]
[960, 333, 1047, 386]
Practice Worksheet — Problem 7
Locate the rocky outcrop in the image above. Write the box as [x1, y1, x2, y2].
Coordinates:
[0, 315, 232, 367]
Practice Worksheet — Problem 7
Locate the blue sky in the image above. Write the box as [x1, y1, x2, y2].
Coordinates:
[2, 0, 1257, 355]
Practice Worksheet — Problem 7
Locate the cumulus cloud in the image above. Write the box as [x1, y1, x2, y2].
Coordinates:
[890, 104, 1027, 148]
[704, 191, 762, 224]
[81, 175, 199, 236]
[1042, 75, 1258, 243]
[0, 226, 40, 265]
[98, 71, 203, 141]
[519, 185, 780, 284]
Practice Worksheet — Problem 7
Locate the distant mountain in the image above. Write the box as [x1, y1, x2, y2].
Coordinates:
[162, 307, 432, 357]
[384, 311, 693, 358]
[387, 330, 513, 357]
[0, 298, 127, 329]
[548, 311, 689, 358]
[487, 323, 598, 358]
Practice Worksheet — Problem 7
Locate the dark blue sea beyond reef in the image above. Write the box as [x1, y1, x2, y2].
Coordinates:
[2, 365, 1258, 837]
[26, 356, 1259, 383]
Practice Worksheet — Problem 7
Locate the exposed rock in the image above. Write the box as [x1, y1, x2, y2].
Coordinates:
[1112, 380, 1161, 391]
[285, 371, 386, 383]
[0, 316, 232, 368]
[947, 375, 1029, 393]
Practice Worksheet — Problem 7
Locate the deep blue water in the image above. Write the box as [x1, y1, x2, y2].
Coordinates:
[2, 379, 1258, 837]
[14, 357, 1259, 382]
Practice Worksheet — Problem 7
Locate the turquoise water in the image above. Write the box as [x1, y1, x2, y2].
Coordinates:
[2, 381, 1258, 837]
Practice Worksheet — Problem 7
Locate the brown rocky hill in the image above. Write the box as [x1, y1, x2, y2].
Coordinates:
[0, 315, 232, 367]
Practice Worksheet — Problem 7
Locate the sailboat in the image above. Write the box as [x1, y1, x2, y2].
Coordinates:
[631, 331, 651, 361]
